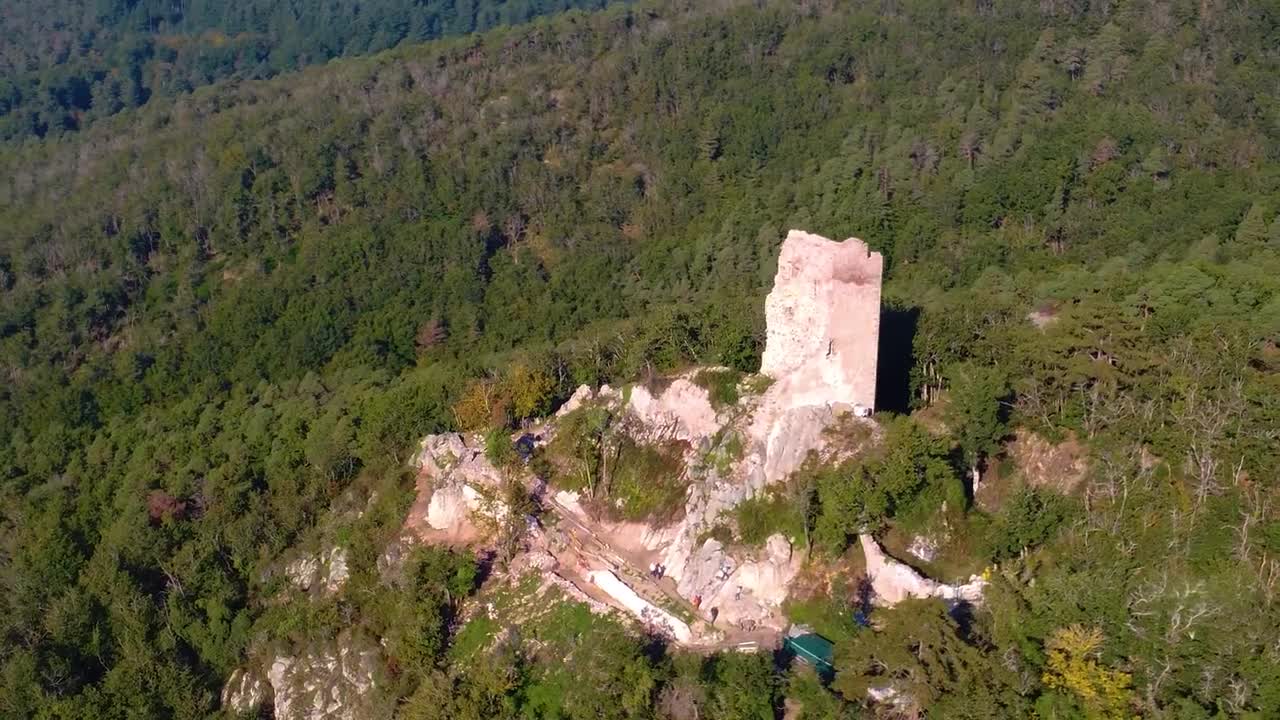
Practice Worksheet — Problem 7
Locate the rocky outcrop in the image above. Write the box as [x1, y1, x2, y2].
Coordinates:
[858, 534, 985, 607]
[556, 384, 597, 417]
[404, 229, 886, 645]
[284, 547, 350, 596]
[426, 482, 486, 531]
[745, 401, 839, 487]
[626, 378, 721, 443]
[223, 667, 270, 716]
[224, 631, 391, 720]
[406, 432, 504, 540]
[760, 230, 883, 414]
[733, 534, 802, 609]
[674, 533, 801, 628]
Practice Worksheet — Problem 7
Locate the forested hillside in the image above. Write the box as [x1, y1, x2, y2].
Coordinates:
[0, 0, 617, 141]
[2, 0, 1279, 717]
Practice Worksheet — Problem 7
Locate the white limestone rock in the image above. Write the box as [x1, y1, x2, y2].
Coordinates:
[709, 534, 803, 628]
[425, 482, 484, 531]
[675, 539, 728, 600]
[746, 401, 840, 486]
[859, 534, 985, 607]
[222, 667, 269, 716]
[223, 631, 390, 720]
[556, 384, 596, 416]
[265, 631, 389, 720]
[284, 546, 350, 596]
[626, 377, 721, 443]
[406, 431, 506, 538]
[409, 432, 471, 476]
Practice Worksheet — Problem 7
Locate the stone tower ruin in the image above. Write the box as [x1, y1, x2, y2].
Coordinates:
[760, 230, 883, 414]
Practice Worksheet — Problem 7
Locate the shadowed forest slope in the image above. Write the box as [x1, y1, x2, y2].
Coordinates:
[0, 0, 621, 141]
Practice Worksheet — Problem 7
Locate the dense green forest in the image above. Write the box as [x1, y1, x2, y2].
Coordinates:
[0, 0, 617, 141]
[2, 0, 1279, 717]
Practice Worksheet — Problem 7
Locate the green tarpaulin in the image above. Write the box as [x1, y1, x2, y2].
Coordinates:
[785, 633, 834, 671]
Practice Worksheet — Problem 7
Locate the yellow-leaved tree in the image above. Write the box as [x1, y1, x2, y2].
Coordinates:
[508, 361, 555, 420]
[1042, 625, 1135, 720]
[452, 377, 511, 431]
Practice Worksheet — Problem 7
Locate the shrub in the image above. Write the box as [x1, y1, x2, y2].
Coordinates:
[983, 487, 1074, 560]
[698, 522, 736, 546]
[484, 427, 518, 470]
[734, 490, 805, 546]
[693, 369, 742, 409]
[605, 439, 688, 524]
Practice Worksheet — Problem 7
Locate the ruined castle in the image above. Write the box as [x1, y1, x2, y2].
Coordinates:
[761, 230, 883, 416]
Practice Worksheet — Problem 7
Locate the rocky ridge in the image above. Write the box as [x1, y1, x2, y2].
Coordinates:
[219, 230, 983, 719]
[400, 231, 905, 638]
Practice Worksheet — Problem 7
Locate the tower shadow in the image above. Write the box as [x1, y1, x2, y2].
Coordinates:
[875, 306, 918, 414]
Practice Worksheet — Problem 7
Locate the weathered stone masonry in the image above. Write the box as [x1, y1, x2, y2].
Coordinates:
[760, 230, 883, 414]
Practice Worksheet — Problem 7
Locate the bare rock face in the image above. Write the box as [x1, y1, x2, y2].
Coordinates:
[760, 230, 883, 413]
[425, 482, 485, 531]
[712, 534, 802, 627]
[284, 547, 350, 596]
[858, 534, 985, 607]
[627, 378, 720, 443]
[405, 432, 504, 540]
[224, 631, 391, 720]
[556, 384, 596, 416]
[222, 667, 269, 716]
[746, 401, 838, 487]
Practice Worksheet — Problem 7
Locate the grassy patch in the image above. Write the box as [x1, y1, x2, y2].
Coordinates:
[693, 368, 742, 408]
[448, 571, 633, 673]
[696, 522, 735, 547]
[703, 429, 745, 476]
[784, 596, 863, 645]
[602, 439, 688, 524]
[734, 488, 806, 546]
[740, 374, 775, 397]
[448, 613, 499, 663]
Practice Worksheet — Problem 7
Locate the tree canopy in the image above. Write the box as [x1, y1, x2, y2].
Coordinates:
[1, 0, 1279, 716]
